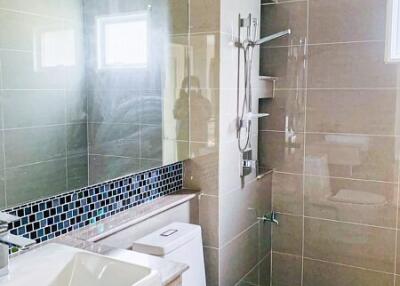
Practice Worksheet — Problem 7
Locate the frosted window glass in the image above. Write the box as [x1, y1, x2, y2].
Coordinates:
[40, 30, 76, 67]
[97, 13, 148, 69]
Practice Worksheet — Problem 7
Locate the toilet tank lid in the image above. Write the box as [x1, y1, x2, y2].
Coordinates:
[131, 222, 202, 256]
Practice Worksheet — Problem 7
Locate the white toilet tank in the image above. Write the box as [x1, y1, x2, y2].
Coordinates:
[131, 222, 206, 286]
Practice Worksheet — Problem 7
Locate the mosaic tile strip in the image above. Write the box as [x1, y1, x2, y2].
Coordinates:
[4, 162, 183, 244]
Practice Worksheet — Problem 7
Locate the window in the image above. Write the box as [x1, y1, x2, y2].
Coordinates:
[386, 0, 400, 62]
[97, 13, 148, 69]
[34, 29, 76, 69]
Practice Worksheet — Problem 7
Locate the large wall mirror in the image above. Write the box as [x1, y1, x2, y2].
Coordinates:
[0, 0, 190, 208]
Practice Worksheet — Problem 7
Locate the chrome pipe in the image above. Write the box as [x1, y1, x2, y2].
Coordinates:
[254, 29, 291, 45]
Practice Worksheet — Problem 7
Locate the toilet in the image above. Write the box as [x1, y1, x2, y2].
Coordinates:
[131, 222, 206, 286]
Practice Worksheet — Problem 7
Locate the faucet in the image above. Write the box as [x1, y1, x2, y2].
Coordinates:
[0, 212, 36, 277]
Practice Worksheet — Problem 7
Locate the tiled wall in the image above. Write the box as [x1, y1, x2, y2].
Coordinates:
[0, 0, 88, 208]
[0, 0, 190, 209]
[82, 0, 189, 184]
[259, 0, 400, 285]
[183, 0, 220, 284]
[219, 0, 272, 285]
[184, 0, 273, 285]
[5, 162, 182, 247]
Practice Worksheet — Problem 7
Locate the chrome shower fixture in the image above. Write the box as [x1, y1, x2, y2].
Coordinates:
[236, 13, 290, 177]
[252, 29, 291, 46]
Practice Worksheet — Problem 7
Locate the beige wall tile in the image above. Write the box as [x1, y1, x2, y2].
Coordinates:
[220, 223, 265, 286]
[306, 89, 397, 136]
[189, 32, 220, 89]
[220, 175, 272, 245]
[259, 89, 306, 133]
[304, 175, 398, 228]
[260, 219, 272, 259]
[238, 254, 271, 286]
[238, 261, 260, 286]
[303, 258, 393, 286]
[271, 252, 302, 286]
[190, 0, 220, 33]
[259, 131, 304, 174]
[273, 172, 303, 215]
[189, 88, 219, 143]
[259, 254, 271, 286]
[308, 42, 399, 89]
[305, 133, 399, 182]
[309, 0, 386, 44]
[183, 153, 219, 196]
[397, 230, 400, 274]
[272, 214, 303, 255]
[199, 194, 219, 247]
[190, 142, 218, 159]
[262, 0, 300, 3]
[204, 247, 219, 286]
[304, 217, 396, 272]
[218, 140, 242, 194]
[168, 0, 189, 35]
[260, 44, 307, 89]
[261, 0, 307, 48]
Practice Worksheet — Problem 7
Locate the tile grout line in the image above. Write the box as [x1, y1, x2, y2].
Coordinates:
[277, 211, 399, 231]
[188, 0, 192, 165]
[260, 39, 384, 49]
[393, 159, 400, 284]
[272, 251, 396, 276]
[261, 0, 307, 6]
[274, 87, 400, 91]
[235, 254, 269, 286]
[274, 171, 399, 185]
[64, 88, 68, 191]
[0, 55, 7, 208]
[270, 167, 274, 286]
[275, 251, 393, 275]
[300, 0, 310, 284]
[220, 220, 260, 250]
[259, 129, 400, 138]
[273, 251, 400, 275]
[85, 55, 90, 186]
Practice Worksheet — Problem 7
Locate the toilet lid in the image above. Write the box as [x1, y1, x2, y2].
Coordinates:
[132, 222, 201, 256]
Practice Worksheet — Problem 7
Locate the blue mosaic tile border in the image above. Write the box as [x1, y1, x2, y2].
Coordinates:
[4, 162, 183, 244]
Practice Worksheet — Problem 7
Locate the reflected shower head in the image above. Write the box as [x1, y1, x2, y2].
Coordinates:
[253, 29, 291, 46]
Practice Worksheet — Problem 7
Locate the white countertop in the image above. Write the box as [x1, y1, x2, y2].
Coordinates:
[10, 189, 199, 286]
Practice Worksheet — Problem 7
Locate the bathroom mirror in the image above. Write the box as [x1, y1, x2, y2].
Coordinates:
[0, 0, 190, 208]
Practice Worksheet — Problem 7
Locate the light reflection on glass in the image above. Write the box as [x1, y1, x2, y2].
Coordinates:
[35, 29, 76, 69]
[96, 13, 148, 69]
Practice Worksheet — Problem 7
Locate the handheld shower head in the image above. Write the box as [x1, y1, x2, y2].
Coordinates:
[254, 29, 291, 46]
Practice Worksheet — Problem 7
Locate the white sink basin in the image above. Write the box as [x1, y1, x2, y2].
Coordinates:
[0, 243, 161, 286]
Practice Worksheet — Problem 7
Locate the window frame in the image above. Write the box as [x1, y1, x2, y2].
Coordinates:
[386, 0, 400, 63]
[96, 12, 149, 70]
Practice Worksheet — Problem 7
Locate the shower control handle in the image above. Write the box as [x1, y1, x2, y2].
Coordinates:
[257, 211, 279, 225]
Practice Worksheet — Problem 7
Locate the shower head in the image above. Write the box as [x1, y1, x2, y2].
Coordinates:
[254, 29, 291, 46]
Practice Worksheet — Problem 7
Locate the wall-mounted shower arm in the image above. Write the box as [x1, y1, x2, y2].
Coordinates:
[252, 29, 291, 46]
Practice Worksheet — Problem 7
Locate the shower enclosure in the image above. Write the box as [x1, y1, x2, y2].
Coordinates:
[258, 0, 400, 285]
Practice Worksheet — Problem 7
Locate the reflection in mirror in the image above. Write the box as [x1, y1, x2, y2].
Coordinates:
[0, 0, 189, 208]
